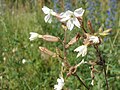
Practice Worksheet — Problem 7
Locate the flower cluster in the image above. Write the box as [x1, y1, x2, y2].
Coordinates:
[41, 6, 100, 59]
[29, 5, 111, 89]
[42, 6, 85, 30]
[74, 34, 100, 58]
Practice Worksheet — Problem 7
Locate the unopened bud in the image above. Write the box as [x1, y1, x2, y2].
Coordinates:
[88, 20, 94, 34]
[98, 26, 103, 33]
[99, 28, 112, 36]
[42, 35, 59, 42]
[65, 33, 80, 48]
[39, 47, 56, 57]
[104, 28, 112, 33]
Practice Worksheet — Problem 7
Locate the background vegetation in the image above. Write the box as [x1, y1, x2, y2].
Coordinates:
[0, 0, 120, 90]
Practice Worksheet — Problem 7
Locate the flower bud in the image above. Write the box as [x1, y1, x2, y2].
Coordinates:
[65, 33, 80, 48]
[87, 20, 95, 34]
[39, 47, 56, 57]
[42, 35, 59, 42]
[99, 28, 112, 36]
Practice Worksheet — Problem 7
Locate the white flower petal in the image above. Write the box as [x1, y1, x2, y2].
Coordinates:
[67, 19, 74, 30]
[60, 77, 64, 82]
[74, 45, 87, 57]
[51, 10, 57, 16]
[60, 11, 73, 22]
[54, 85, 61, 90]
[48, 16, 52, 23]
[74, 46, 82, 52]
[44, 14, 52, 23]
[42, 6, 50, 14]
[89, 36, 99, 44]
[54, 77, 64, 90]
[82, 47, 87, 57]
[64, 10, 73, 16]
[22, 59, 26, 64]
[57, 78, 61, 83]
[54, 85, 58, 89]
[77, 52, 82, 58]
[91, 80, 94, 86]
[42, 6, 56, 23]
[61, 10, 73, 17]
[73, 18, 80, 28]
[60, 9, 83, 30]
[74, 8, 85, 17]
[59, 12, 65, 16]
[29, 32, 39, 41]
[60, 16, 70, 22]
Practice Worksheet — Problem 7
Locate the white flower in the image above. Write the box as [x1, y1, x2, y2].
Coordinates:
[22, 59, 26, 64]
[42, 6, 56, 23]
[74, 45, 87, 57]
[54, 77, 64, 90]
[60, 8, 85, 30]
[29, 32, 39, 41]
[91, 80, 94, 86]
[89, 36, 99, 44]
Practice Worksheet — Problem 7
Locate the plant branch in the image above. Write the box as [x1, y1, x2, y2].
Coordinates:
[81, 20, 87, 33]
[63, 29, 70, 68]
[73, 73, 90, 90]
[63, 29, 67, 57]
[94, 45, 109, 90]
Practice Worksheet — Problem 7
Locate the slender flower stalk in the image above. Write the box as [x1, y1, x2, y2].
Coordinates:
[62, 27, 70, 68]
[76, 59, 87, 68]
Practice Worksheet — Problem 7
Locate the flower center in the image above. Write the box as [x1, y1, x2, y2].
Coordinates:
[70, 14, 74, 18]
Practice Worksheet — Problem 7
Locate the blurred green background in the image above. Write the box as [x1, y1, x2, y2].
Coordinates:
[0, 0, 120, 90]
